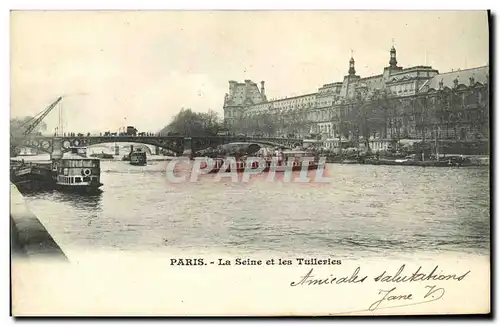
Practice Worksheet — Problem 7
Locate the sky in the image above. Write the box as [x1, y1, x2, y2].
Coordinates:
[10, 11, 489, 134]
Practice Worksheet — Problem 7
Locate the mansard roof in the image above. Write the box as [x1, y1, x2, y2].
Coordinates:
[427, 65, 489, 90]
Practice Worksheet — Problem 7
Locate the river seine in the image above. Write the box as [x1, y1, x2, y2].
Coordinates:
[19, 156, 490, 260]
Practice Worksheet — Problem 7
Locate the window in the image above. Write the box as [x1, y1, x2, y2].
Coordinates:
[76, 177, 82, 183]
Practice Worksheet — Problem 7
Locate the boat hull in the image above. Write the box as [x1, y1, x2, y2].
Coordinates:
[55, 183, 103, 194]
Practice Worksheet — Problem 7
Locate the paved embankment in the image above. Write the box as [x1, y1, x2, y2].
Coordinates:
[10, 183, 67, 260]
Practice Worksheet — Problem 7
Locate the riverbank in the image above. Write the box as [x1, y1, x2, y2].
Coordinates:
[10, 183, 67, 260]
[323, 154, 489, 167]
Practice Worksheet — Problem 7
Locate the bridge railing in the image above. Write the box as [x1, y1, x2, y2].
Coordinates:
[15, 134, 302, 140]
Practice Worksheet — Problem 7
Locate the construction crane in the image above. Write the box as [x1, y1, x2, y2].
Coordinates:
[18, 96, 63, 136]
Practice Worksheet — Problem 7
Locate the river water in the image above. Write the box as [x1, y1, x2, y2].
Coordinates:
[18, 155, 490, 260]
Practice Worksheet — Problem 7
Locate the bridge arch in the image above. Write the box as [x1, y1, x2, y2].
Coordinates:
[190, 137, 302, 153]
[11, 137, 54, 155]
[86, 143, 154, 155]
[12, 144, 52, 155]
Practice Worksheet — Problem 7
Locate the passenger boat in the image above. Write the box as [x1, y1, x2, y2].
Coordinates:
[203, 150, 320, 173]
[129, 149, 147, 166]
[52, 147, 103, 193]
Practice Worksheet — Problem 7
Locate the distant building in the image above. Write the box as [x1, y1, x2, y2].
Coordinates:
[223, 46, 489, 153]
[223, 80, 268, 125]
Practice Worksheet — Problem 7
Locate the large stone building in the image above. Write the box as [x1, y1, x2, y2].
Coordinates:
[223, 47, 489, 153]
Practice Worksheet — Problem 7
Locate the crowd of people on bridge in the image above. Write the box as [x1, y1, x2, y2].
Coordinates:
[54, 132, 92, 137]
[101, 131, 160, 137]
[52, 132, 162, 137]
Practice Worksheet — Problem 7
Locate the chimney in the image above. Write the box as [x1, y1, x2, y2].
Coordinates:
[260, 81, 266, 98]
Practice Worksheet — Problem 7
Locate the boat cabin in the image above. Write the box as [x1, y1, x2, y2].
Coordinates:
[53, 147, 101, 188]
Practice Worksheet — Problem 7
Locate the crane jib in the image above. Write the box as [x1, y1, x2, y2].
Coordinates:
[23, 97, 63, 136]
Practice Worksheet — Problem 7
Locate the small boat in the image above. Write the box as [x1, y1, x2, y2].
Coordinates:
[341, 159, 361, 164]
[52, 147, 103, 193]
[90, 151, 114, 159]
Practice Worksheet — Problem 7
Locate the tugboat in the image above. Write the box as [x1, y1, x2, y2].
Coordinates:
[52, 147, 103, 193]
[129, 149, 147, 166]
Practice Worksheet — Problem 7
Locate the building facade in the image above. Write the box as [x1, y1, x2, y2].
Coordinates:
[223, 47, 489, 152]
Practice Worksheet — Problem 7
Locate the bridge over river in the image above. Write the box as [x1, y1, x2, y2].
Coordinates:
[11, 135, 303, 157]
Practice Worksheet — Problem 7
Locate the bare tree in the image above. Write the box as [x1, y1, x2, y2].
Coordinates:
[11, 116, 48, 136]
[160, 108, 224, 136]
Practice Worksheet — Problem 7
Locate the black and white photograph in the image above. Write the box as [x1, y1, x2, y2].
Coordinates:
[9, 10, 490, 316]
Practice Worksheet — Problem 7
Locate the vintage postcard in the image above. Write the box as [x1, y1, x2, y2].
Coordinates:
[10, 10, 490, 316]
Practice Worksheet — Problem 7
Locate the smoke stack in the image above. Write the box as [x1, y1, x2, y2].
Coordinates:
[260, 81, 265, 97]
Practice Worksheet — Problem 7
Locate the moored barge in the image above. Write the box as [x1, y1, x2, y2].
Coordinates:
[202, 150, 320, 173]
[10, 161, 54, 192]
